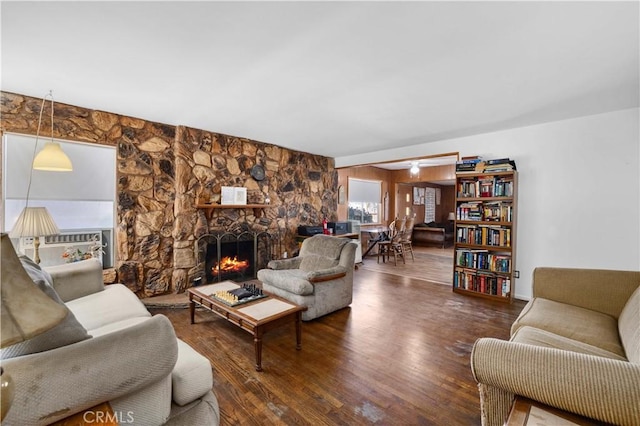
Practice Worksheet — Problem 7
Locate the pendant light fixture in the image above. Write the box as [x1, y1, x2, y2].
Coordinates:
[32, 91, 73, 172]
[33, 142, 73, 171]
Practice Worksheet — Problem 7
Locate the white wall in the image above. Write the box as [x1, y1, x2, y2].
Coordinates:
[336, 108, 640, 300]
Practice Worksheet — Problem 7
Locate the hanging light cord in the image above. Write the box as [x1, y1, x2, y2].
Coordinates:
[23, 90, 54, 209]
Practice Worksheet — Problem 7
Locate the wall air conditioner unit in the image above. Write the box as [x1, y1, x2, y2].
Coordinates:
[19, 228, 113, 268]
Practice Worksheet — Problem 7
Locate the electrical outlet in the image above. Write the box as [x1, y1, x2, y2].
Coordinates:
[514, 270, 520, 279]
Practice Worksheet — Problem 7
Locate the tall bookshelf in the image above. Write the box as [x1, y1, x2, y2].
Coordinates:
[452, 170, 517, 302]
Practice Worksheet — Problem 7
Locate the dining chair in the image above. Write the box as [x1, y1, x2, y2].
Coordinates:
[377, 217, 406, 265]
[376, 219, 395, 264]
[399, 214, 416, 261]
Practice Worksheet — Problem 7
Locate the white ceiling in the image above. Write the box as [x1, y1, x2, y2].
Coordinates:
[1, 1, 638, 162]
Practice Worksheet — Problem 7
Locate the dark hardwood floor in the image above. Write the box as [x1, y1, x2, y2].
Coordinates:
[151, 248, 525, 425]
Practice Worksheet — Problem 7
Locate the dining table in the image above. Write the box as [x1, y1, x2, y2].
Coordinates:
[361, 226, 390, 260]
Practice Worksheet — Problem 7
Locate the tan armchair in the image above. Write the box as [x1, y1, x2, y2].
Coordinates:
[471, 267, 640, 426]
[257, 235, 357, 321]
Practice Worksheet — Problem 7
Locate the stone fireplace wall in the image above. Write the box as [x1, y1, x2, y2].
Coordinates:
[172, 126, 337, 292]
[0, 91, 337, 297]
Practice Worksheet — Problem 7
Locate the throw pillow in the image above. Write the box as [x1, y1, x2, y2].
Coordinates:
[0, 256, 91, 360]
[19, 255, 61, 303]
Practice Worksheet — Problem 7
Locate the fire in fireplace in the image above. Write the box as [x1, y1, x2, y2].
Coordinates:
[196, 231, 273, 284]
[213, 256, 250, 275]
[207, 238, 254, 282]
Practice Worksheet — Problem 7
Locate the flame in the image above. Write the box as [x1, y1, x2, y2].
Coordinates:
[212, 256, 249, 273]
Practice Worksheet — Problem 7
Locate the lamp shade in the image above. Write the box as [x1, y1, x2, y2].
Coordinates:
[0, 234, 67, 348]
[9, 207, 60, 239]
[447, 212, 456, 221]
[32, 142, 73, 172]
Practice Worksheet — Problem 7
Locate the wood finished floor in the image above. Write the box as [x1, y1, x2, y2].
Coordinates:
[151, 247, 526, 425]
[358, 245, 456, 286]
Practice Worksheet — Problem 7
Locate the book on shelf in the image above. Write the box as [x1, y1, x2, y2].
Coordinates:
[453, 268, 511, 297]
[482, 201, 513, 222]
[485, 158, 510, 165]
[457, 178, 478, 197]
[482, 159, 517, 172]
[493, 177, 514, 197]
[456, 160, 480, 172]
[456, 224, 511, 247]
[456, 158, 517, 174]
[478, 177, 494, 197]
[483, 165, 515, 172]
[456, 156, 485, 173]
[456, 162, 482, 172]
[455, 249, 511, 272]
[457, 176, 514, 198]
[457, 202, 483, 220]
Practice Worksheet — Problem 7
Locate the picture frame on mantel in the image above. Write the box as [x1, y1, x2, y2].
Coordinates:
[234, 187, 247, 205]
[221, 186, 247, 205]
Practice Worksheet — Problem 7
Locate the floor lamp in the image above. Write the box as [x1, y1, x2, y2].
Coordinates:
[8, 91, 72, 263]
[8, 207, 60, 264]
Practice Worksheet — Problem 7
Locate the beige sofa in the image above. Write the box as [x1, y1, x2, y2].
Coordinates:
[471, 267, 640, 426]
[1, 252, 220, 425]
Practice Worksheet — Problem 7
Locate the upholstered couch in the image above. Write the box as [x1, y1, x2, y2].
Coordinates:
[257, 234, 356, 321]
[471, 267, 640, 426]
[1, 251, 220, 425]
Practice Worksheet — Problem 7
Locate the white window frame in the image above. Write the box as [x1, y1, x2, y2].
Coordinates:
[347, 178, 382, 224]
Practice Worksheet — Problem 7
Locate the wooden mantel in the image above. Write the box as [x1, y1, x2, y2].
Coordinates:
[196, 203, 270, 220]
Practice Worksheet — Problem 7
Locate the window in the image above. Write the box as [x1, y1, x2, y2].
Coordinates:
[3, 133, 116, 266]
[347, 178, 381, 224]
[3, 133, 116, 231]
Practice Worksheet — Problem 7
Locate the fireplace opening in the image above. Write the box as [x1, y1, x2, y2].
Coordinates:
[197, 231, 273, 284]
[206, 239, 254, 283]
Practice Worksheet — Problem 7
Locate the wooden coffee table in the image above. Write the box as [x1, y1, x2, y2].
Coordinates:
[506, 396, 610, 426]
[188, 281, 307, 371]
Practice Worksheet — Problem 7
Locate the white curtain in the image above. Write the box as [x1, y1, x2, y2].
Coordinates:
[424, 187, 436, 223]
[348, 178, 381, 203]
